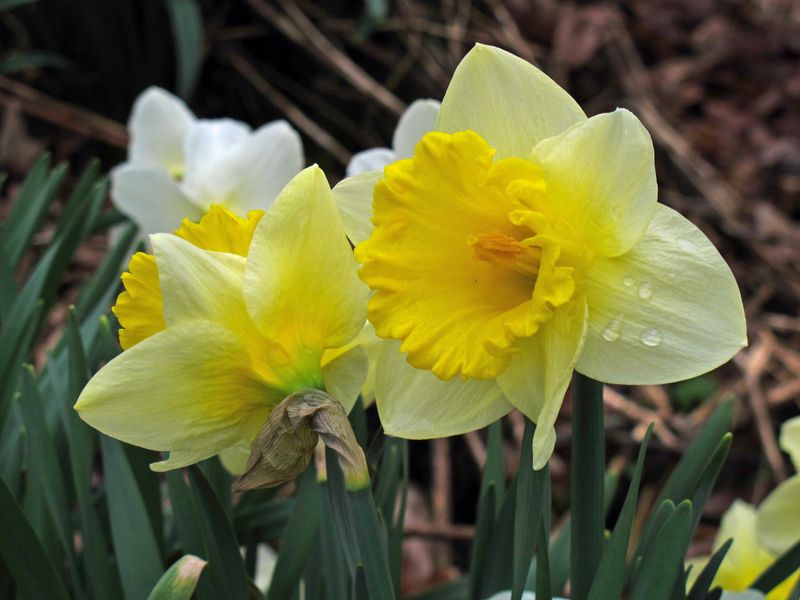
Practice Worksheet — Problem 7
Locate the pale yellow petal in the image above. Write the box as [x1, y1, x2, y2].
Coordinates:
[322, 344, 368, 413]
[152, 233, 250, 338]
[218, 443, 252, 476]
[437, 44, 585, 158]
[375, 340, 512, 439]
[577, 205, 746, 385]
[756, 474, 800, 555]
[713, 501, 775, 592]
[74, 322, 277, 468]
[244, 166, 368, 358]
[332, 170, 382, 245]
[530, 109, 657, 257]
[497, 295, 588, 469]
[780, 416, 800, 471]
[393, 99, 440, 159]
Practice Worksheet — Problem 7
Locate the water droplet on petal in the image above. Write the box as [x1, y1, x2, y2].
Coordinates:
[623, 275, 635, 287]
[667, 271, 677, 280]
[677, 239, 697, 252]
[602, 314, 624, 341]
[638, 281, 653, 300]
[640, 327, 663, 347]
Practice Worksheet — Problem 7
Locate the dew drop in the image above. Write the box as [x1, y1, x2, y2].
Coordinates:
[677, 239, 697, 252]
[623, 275, 636, 287]
[639, 327, 663, 347]
[667, 271, 677, 280]
[638, 280, 653, 300]
[602, 314, 624, 342]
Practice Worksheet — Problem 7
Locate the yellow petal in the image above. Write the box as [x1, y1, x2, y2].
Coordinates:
[497, 295, 588, 469]
[244, 165, 368, 363]
[174, 204, 264, 256]
[713, 501, 775, 592]
[375, 341, 512, 438]
[576, 205, 746, 384]
[74, 322, 277, 468]
[356, 130, 579, 380]
[756, 474, 800, 555]
[112, 252, 166, 350]
[437, 44, 585, 159]
[530, 109, 657, 257]
[332, 170, 382, 245]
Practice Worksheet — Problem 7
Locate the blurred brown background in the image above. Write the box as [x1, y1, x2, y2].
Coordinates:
[1, 0, 799, 593]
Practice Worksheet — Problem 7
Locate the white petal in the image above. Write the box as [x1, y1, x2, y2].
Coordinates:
[181, 119, 252, 206]
[128, 87, 194, 173]
[577, 204, 747, 385]
[392, 99, 440, 159]
[111, 165, 204, 235]
[332, 170, 382, 245]
[346, 148, 395, 176]
[375, 340, 512, 439]
[220, 120, 304, 213]
[497, 296, 588, 469]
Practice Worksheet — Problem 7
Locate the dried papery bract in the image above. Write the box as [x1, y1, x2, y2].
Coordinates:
[232, 389, 368, 492]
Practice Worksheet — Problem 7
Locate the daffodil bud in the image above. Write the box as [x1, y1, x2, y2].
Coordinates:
[232, 389, 368, 492]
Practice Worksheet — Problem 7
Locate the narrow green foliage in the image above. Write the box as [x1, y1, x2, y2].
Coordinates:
[188, 466, 248, 600]
[482, 420, 506, 513]
[165, 0, 204, 98]
[512, 418, 549, 600]
[686, 538, 733, 600]
[654, 400, 732, 509]
[0, 475, 70, 600]
[267, 467, 320, 600]
[146, 555, 207, 600]
[478, 477, 518, 598]
[75, 222, 137, 320]
[751, 539, 800, 594]
[325, 446, 396, 600]
[101, 436, 164, 599]
[571, 372, 606, 600]
[629, 500, 693, 600]
[2, 153, 64, 268]
[535, 516, 553, 600]
[588, 425, 654, 600]
[19, 366, 84, 595]
[468, 482, 497, 600]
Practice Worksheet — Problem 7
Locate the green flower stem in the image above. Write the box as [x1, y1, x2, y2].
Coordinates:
[570, 372, 605, 600]
[325, 447, 397, 599]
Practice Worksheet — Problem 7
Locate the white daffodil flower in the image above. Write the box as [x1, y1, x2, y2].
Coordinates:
[112, 87, 304, 235]
[346, 98, 440, 176]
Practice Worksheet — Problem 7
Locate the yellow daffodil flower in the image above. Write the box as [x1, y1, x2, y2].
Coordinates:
[343, 44, 746, 467]
[76, 166, 369, 473]
[757, 415, 800, 555]
[687, 501, 799, 599]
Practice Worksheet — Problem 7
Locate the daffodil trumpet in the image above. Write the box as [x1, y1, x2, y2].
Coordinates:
[343, 43, 747, 468]
[75, 166, 371, 484]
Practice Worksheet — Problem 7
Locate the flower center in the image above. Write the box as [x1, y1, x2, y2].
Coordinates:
[468, 231, 541, 278]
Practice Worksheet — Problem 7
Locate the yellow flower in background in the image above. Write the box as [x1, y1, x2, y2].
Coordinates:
[757, 416, 800, 555]
[76, 166, 369, 472]
[687, 501, 799, 599]
[345, 44, 746, 467]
